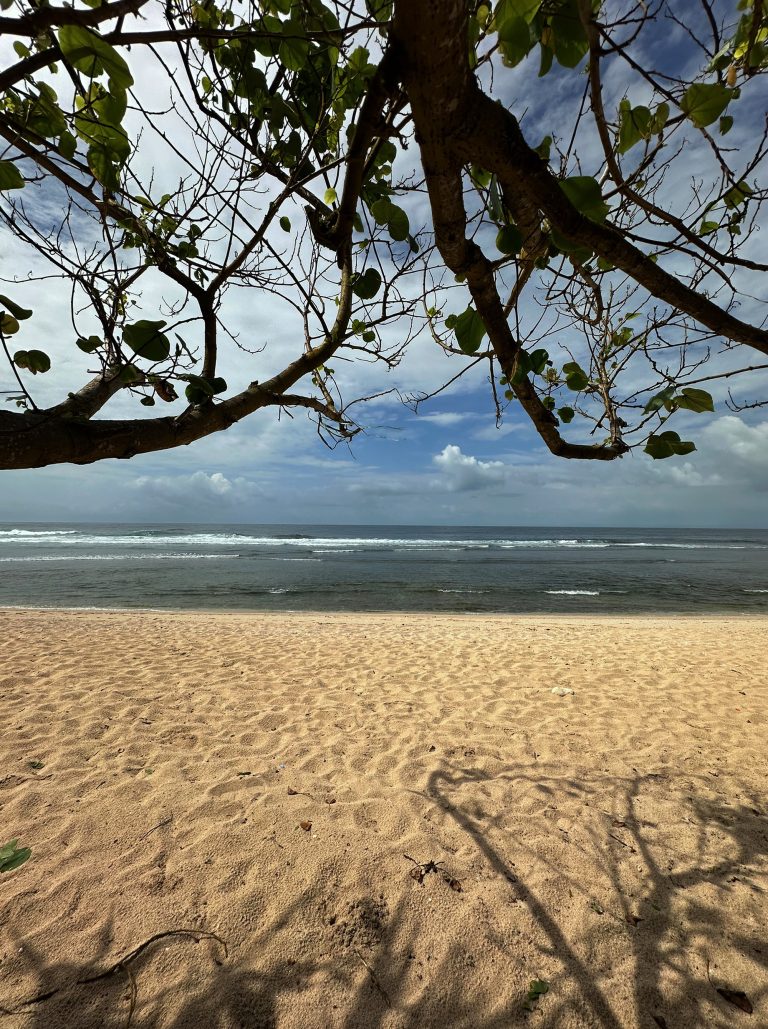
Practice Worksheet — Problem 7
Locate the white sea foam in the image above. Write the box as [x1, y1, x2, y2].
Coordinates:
[0, 553, 239, 563]
[1, 528, 763, 553]
[545, 590, 600, 596]
[0, 528, 77, 537]
[436, 588, 490, 594]
[614, 542, 750, 549]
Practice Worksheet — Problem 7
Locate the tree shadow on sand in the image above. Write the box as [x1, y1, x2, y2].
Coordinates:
[5, 763, 767, 1028]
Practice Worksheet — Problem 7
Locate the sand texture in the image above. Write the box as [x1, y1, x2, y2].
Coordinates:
[0, 608, 766, 1028]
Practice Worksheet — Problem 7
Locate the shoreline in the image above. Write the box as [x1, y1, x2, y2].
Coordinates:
[1, 604, 767, 621]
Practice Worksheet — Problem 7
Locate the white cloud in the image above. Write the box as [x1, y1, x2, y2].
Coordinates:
[133, 470, 241, 507]
[697, 416, 768, 489]
[416, 412, 473, 427]
[432, 444, 507, 492]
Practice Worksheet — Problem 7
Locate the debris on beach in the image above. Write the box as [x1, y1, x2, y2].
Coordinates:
[0, 839, 31, 873]
[551, 686, 574, 696]
[404, 854, 463, 892]
[524, 979, 550, 1011]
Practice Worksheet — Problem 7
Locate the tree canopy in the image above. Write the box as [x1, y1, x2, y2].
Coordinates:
[0, 0, 766, 469]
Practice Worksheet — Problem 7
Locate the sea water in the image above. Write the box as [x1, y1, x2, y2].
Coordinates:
[0, 523, 767, 613]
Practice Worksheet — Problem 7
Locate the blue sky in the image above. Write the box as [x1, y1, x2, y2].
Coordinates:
[1, 1, 767, 528]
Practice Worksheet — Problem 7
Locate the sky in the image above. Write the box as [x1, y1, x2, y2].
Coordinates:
[1, 1, 767, 529]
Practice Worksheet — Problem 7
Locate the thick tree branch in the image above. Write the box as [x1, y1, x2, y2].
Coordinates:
[394, 1, 627, 460]
[0, 244, 355, 468]
[394, 0, 768, 361]
[0, 0, 149, 36]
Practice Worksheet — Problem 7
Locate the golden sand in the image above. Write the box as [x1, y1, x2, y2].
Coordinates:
[0, 608, 766, 1028]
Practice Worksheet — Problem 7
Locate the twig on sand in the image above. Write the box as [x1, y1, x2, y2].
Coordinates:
[17, 929, 228, 1028]
[608, 832, 635, 851]
[354, 947, 392, 1008]
[140, 814, 173, 839]
[403, 854, 463, 891]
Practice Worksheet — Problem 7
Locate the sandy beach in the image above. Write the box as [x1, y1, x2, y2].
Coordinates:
[0, 607, 766, 1028]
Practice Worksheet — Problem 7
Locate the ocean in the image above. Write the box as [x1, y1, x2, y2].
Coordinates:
[0, 522, 767, 614]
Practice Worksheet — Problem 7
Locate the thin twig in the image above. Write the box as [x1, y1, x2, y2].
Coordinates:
[353, 948, 392, 1008]
[140, 814, 173, 839]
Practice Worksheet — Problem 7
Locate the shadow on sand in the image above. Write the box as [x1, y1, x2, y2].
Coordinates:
[4, 763, 766, 1028]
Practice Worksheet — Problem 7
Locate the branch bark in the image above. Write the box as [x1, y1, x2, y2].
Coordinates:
[0, 255, 354, 469]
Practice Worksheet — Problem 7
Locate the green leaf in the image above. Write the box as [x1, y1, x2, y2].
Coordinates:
[123, 320, 170, 362]
[562, 361, 589, 391]
[0, 161, 24, 191]
[365, 0, 393, 20]
[0, 296, 32, 321]
[0, 840, 18, 861]
[551, 0, 589, 68]
[470, 166, 492, 190]
[617, 101, 652, 154]
[675, 387, 714, 413]
[698, 220, 720, 235]
[550, 228, 593, 263]
[497, 15, 532, 67]
[368, 198, 388, 223]
[386, 204, 409, 242]
[534, 135, 552, 160]
[494, 0, 541, 27]
[324, 187, 337, 206]
[351, 268, 382, 300]
[558, 406, 575, 423]
[87, 143, 121, 191]
[453, 306, 487, 355]
[723, 180, 753, 209]
[59, 130, 77, 159]
[495, 224, 523, 255]
[644, 430, 696, 459]
[719, 114, 734, 135]
[644, 385, 676, 413]
[279, 216, 291, 232]
[0, 843, 31, 874]
[680, 83, 732, 128]
[185, 384, 209, 405]
[370, 198, 410, 242]
[279, 29, 310, 73]
[487, 175, 503, 222]
[58, 26, 133, 90]
[13, 350, 51, 374]
[528, 980, 550, 1000]
[528, 348, 549, 374]
[651, 102, 670, 135]
[76, 335, 102, 353]
[560, 176, 609, 223]
[180, 374, 226, 400]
